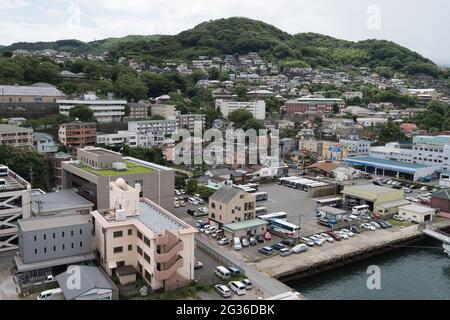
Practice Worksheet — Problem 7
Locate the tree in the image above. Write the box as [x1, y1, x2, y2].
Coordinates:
[186, 179, 198, 194]
[114, 74, 147, 101]
[0, 59, 24, 83]
[175, 176, 186, 189]
[208, 67, 221, 80]
[69, 105, 95, 122]
[35, 62, 61, 84]
[228, 109, 254, 128]
[332, 103, 340, 114]
[234, 84, 248, 100]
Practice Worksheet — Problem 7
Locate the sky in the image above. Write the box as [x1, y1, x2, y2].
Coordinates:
[1, 0, 449, 65]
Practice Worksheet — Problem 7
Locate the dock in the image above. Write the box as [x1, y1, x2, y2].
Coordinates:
[252, 219, 450, 283]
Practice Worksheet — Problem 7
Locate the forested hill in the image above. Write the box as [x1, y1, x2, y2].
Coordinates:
[1, 17, 440, 76]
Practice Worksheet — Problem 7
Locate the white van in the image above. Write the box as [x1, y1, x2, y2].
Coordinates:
[37, 288, 63, 300]
[215, 266, 231, 280]
[233, 237, 242, 251]
[229, 281, 246, 296]
[352, 205, 369, 216]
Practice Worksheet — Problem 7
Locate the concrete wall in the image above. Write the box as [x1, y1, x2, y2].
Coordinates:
[20, 220, 92, 264]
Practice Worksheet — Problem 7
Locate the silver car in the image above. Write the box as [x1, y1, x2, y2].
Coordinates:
[215, 284, 232, 298]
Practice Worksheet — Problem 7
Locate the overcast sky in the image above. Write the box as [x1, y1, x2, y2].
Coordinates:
[2, 0, 449, 65]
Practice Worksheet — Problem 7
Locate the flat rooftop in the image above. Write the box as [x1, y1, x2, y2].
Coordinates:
[343, 184, 398, 195]
[76, 160, 153, 177]
[19, 214, 91, 232]
[0, 172, 29, 192]
[32, 191, 93, 214]
[223, 219, 268, 232]
[0, 124, 33, 133]
[399, 204, 436, 214]
[344, 156, 435, 173]
[137, 201, 184, 234]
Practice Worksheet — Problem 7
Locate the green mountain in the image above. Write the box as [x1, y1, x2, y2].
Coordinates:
[1, 17, 440, 76]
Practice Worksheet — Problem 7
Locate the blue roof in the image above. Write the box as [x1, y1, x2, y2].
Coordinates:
[343, 156, 435, 174]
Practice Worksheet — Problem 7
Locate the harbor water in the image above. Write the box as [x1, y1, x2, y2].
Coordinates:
[289, 239, 450, 300]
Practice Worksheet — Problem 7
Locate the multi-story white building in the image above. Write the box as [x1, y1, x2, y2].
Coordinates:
[368, 136, 450, 172]
[339, 138, 371, 156]
[176, 114, 206, 132]
[33, 132, 58, 154]
[0, 166, 31, 252]
[91, 178, 197, 292]
[58, 93, 126, 123]
[215, 99, 266, 120]
[97, 131, 159, 149]
[128, 120, 177, 146]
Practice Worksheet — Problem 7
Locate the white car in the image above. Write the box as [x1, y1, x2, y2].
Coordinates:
[188, 198, 199, 205]
[340, 229, 354, 237]
[205, 226, 217, 235]
[301, 237, 315, 246]
[361, 223, 376, 231]
[420, 187, 429, 192]
[229, 281, 246, 296]
[174, 202, 180, 208]
[310, 235, 325, 246]
[345, 215, 359, 222]
[336, 231, 349, 240]
[320, 233, 334, 243]
[393, 215, 404, 221]
[198, 207, 209, 214]
[406, 197, 419, 203]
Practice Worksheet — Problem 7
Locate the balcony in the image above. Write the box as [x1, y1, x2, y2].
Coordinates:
[154, 241, 184, 264]
[154, 256, 184, 281]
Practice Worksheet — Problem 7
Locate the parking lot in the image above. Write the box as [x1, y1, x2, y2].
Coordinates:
[258, 183, 330, 236]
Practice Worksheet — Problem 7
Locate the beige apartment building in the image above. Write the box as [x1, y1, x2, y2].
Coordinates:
[151, 104, 177, 120]
[91, 178, 197, 291]
[0, 124, 33, 149]
[208, 186, 256, 228]
[62, 147, 174, 210]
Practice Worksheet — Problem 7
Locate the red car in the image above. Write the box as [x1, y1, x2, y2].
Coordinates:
[326, 231, 342, 241]
[372, 212, 382, 219]
[264, 232, 272, 241]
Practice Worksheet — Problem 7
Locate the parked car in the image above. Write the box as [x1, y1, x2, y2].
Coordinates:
[241, 237, 250, 248]
[281, 239, 296, 247]
[350, 226, 361, 234]
[280, 248, 292, 257]
[233, 237, 242, 251]
[326, 231, 342, 241]
[264, 232, 272, 241]
[218, 237, 230, 246]
[199, 225, 210, 233]
[198, 207, 209, 214]
[188, 197, 199, 205]
[370, 221, 382, 229]
[174, 202, 180, 208]
[361, 213, 371, 220]
[336, 231, 349, 240]
[258, 246, 273, 256]
[212, 230, 224, 239]
[344, 215, 359, 222]
[194, 261, 203, 270]
[256, 235, 265, 243]
[205, 226, 217, 235]
[420, 186, 429, 192]
[180, 202, 186, 207]
[215, 284, 232, 298]
[393, 215, 404, 222]
[229, 281, 246, 296]
[383, 220, 392, 228]
[340, 229, 354, 237]
[291, 244, 308, 254]
[320, 233, 334, 243]
[361, 223, 376, 231]
[301, 237, 315, 246]
[249, 236, 257, 246]
[242, 279, 253, 290]
[228, 267, 240, 277]
[196, 220, 209, 228]
[310, 235, 325, 246]
[403, 187, 412, 193]
[272, 242, 287, 251]
[187, 209, 196, 216]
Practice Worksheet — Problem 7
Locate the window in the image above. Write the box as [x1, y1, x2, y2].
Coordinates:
[34, 236, 37, 242]
[128, 229, 132, 236]
[144, 253, 150, 263]
[113, 231, 123, 238]
[62, 244, 65, 250]
[71, 230, 74, 236]
[137, 231, 143, 240]
[80, 241, 83, 248]
[43, 234, 46, 240]
[44, 247, 47, 253]
[53, 246, 56, 252]
[79, 229, 82, 235]
[53, 233, 56, 239]
[144, 237, 150, 247]
[71, 243, 74, 249]
[211, 203, 216, 209]
[137, 246, 143, 256]
[34, 249, 37, 255]
[114, 246, 123, 254]
[145, 270, 152, 282]
[128, 245, 133, 251]
[62, 232, 65, 238]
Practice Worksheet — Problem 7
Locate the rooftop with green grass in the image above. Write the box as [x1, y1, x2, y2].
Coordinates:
[77, 161, 153, 176]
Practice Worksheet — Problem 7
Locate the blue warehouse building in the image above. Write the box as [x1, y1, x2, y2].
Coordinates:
[343, 156, 439, 182]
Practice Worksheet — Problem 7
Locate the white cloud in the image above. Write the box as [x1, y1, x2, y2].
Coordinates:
[0, 0, 449, 64]
[0, 0, 29, 9]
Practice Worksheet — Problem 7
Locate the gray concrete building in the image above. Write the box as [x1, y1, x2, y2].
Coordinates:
[61, 147, 175, 210]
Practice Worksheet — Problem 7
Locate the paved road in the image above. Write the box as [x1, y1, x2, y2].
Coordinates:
[196, 235, 295, 299]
